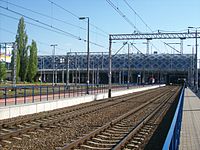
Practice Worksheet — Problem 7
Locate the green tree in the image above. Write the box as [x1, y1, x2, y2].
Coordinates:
[11, 47, 20, 82]
[0, 62, 6, 83]
[27, 40, 38, 82]
[15, 17, 28, 82]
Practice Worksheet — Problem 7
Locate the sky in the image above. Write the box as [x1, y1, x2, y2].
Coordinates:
[0, 0, 200, 56]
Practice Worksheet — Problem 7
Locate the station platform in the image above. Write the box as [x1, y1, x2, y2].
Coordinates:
[0, 85, 165, 120]
[179, 88, 200, 150]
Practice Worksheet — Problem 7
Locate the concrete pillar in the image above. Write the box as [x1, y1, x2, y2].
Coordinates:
[62, 69, 64, 83]
[43, 70, 46, 82]
[97, 69, 99, 85]
[142, 70, 145, 84]
[119, 71, 121, 84]
[79, 69, 81, 84]
[122, 70, 125, 84]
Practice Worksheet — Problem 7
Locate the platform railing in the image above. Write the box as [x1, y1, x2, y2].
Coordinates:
[162, 86, 185, 150]
[0, 84, 142, 106]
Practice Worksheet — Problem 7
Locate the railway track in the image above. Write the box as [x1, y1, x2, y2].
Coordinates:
[61, 86, 180, 150]
[0, 87, 163, 127]
[0, 86, 179, 149]
[115, 88, 179, 150]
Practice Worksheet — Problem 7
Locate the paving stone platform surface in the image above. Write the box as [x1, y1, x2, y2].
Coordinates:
[179, 88, 200, 150]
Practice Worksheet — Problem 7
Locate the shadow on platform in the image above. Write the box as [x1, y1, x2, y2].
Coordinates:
[184, 96, 197, 98]
[183, 109, 200, 112]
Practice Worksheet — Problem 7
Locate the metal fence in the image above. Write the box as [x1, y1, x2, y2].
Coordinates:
[162, 86, 185, 150]
[0, 84, 135, 106]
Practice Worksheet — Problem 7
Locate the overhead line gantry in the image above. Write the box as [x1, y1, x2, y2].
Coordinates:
[108, 32, 200, 98]
[109, 32, 200, 40]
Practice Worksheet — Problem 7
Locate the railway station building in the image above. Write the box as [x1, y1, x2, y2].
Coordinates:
[37, 53, 194, 85]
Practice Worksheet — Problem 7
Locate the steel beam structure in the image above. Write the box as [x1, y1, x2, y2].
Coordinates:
[108, 32, 200, 97]
[0, 42, 15, 86]
[110, 32, 200, 40]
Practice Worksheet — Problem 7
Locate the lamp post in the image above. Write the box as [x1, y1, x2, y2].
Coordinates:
[51, 44, 57, 86]
[79, 17, 90, 94]
[188, 27, 200, 92]
[40, 57, 43, 85]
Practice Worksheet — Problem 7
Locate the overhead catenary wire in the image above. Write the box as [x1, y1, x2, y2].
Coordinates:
[0, 5, 106, 49]
[0, 26, 16, 35]
[0, 0, 107, 38]
[106, 0, 139, 33]
[0, 12, 88, 53]
[163, 42, 181, 54]
[131, 43, 145, 56]
[123, 0, 153, 32]
[105, 0, 162, 54]
[123, 0, 162, 53]
[105, 0, 144, 55]
[48, 0, 160, 54]
[0, 26, 67, 54]
[0, 12, 74, 37]
[112, 42, 128, 57]
[47, 0, 109, 36]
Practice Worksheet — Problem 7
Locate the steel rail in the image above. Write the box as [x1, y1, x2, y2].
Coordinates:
[113, 87, 180, 150]
[0, 87, 164, 128]
[61, 87, 177, 150]
[0, 87, 167, 142]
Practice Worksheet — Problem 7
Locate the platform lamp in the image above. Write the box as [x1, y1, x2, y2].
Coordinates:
[79, 17, 90, 94]
[50, 44, 57, 86]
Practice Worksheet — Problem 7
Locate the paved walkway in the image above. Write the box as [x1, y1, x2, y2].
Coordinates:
[179, 88, 200, 150]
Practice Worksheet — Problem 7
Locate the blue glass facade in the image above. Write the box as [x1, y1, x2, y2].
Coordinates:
[38, 54, 194, 71]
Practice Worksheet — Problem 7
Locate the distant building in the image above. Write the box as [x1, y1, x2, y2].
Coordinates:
[37, 53, 194, 85]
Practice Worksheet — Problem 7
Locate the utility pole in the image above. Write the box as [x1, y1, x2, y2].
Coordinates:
[108, 35, 112, 98]
[4, 43, 7, 64]
[92, 60, 95, 85]
[51, 44, 57, 86]
[55, 64, 57, 84]
[180, 38, 184, 54]
[188, 27, 200, 92]
[192, 46, 195, 86]
[195, 30, 198, 92]
[43, 58, 45, 82]
[79, 17, 90, 94]
[86, 18, 90, 94]
[78, 64, 81, 84]
[40, 57, 43, 84]
[97, 57, 100, 85]
[146, 38, 152, 54]
[66, 52, 70, 87]
[127, 43, 130, 89]
[102, 52, 104, 69]
[62, 67, 64, 84]
[75, 52, 78, 86]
